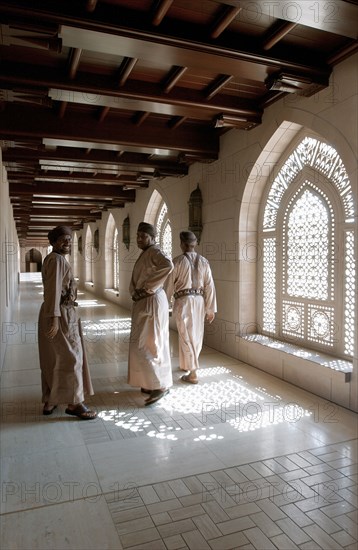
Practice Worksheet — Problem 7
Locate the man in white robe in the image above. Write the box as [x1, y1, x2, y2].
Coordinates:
[38, 225, 96, 419]
[165, 231, 217, 383]
[128, 222, 173, 405]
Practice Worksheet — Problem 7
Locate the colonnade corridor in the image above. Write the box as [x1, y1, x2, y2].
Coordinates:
[1, 274, 357, 550]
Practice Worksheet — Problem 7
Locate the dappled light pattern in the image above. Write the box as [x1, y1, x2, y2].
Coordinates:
[193, 426, 224, 442]
[97, 366, 312, 441]
[81, 317, 131, 338]
[77, 299, 106, 308]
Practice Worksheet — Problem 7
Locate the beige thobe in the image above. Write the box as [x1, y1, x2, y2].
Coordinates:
[128, 245, 173, 390]
[165, 252, 217, 372]
[38, 252, 94, 404]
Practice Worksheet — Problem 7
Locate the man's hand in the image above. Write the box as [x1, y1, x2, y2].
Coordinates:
[46, 317, 59, 339]
[205, 312, 215, 324]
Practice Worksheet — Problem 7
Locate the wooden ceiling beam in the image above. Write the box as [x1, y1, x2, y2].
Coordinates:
[28, 207, 103, 217]
[117, 57, 138, 87]
[211, 6, 242, 39]
[68, 47, 82, 78]
[151, 0, 174, 26]
[0, 104, 220, 157]
[167, 116, 187, 130]
[162, 66, 188, 94]
[86, 0, 98, 13]
[205, 75, 234, 100]
[263, 22, 298, 51]
[9, 182, 136, 200]
[98, 106, 110, 122]
[8, 172, 141, 184]
[132, 111, 150, 127]
[0, 62, 265, 121]
[0, 2, 334, 73]
[2, 148, 189, 173]
[0, 0, 356, 39]
[210, 0, 357, 39]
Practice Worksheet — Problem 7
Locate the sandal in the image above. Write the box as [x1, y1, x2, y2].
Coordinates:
[43, 404, 58, 416]
[141, 388, 151, 394]
[181, 374, 198, 384]
[144, 389, 169, 406]
[65, 403, 97, 420]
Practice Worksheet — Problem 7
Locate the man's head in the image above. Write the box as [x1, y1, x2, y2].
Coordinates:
[180, 231, 197, 252]
[48, 225, 72, 255]
[137, 222, 156, 250]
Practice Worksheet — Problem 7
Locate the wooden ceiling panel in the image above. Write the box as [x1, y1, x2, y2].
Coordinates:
[0, 0, 357, 244]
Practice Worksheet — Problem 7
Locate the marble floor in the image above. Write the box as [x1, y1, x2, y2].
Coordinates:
[0, 274, 357, 550]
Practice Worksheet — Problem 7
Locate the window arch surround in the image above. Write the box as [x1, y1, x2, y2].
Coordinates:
[240, 131, 356, 357]
[144, 189, 172, 258]
[104, 213, 119, 290]
[84, 225, 93, 283]
[72, 232, 78, 278]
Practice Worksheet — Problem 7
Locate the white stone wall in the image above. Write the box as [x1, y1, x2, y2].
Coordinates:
[0, 149, 20, 372]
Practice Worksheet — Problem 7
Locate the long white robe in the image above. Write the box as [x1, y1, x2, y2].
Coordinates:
[128, 245, 173, 390]
[165, 252, 217, 372]
[38, 252, 94, 404]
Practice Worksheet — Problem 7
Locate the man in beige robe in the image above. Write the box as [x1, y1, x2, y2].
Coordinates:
[38, 225, 96, 419]
[128, 222, 173, 405]
[165, 231, 217, 384]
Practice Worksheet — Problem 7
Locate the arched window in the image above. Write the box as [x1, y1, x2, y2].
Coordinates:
[85, 226, 93, 283]
[155, 200, 172, 258]
[113, 227, 120, 291]
[104, 213, 119, 291]
[72, 232, 78, 278]
[260, 137, 355, 358]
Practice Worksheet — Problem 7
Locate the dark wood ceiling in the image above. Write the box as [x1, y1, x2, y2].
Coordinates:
[1, 0, 357, 246]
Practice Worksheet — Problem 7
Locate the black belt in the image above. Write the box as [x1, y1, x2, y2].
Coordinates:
[174, 288, 204, 299]
[61, 300, 78, 307]
[132, 288, 162, 302]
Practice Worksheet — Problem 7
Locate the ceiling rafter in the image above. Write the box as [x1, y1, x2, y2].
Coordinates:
[210, 5, 242, 39]
[86, 0, 98, 13]
[58, 46, 82, 118]
[205, 74, 234, 100]
[262, 21, 298, 51]
[162, 66, 188, 94]
[152, 0, 174, 26]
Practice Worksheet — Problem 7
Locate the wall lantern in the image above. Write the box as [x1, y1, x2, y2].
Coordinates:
[188, 184, 203, 244]
[93, 229, 99, 252]
[122, 216, 130, 250]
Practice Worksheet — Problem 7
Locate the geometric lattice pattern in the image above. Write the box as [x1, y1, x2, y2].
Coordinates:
[262, 238, 276, 333]
[261, 137, 355, 357]
[263, 137, 355, 230]
[156, 201, 172, 258]
[113, 228, 119, 291]
[285, 188, 331, 300]
[162, 220, 172, 259]
[308, 304, 335, 347]
[344, 231, 355, 355]
[282, 301, 304, 340]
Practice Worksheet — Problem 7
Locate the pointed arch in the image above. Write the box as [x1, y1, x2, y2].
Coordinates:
[85, 225, 93, 283]
[104, 213, 119, 290]
[259, 136, 355, 358]
[72, 232, 79, 278]
[145, 189, 172, 257]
